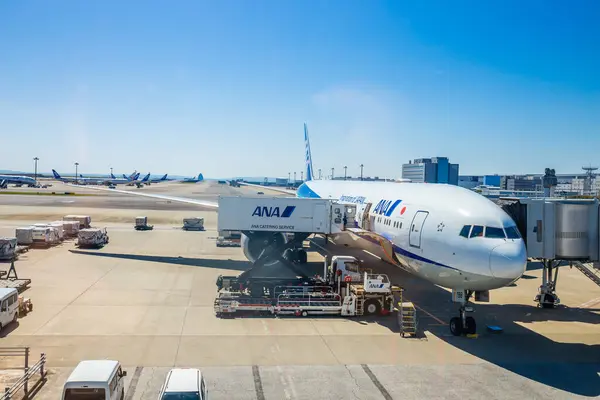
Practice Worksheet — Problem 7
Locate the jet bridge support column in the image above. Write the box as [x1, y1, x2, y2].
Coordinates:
[535, 259, 561, 308]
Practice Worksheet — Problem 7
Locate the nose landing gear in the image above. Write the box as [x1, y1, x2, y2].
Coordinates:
[450, 290, 477, 336]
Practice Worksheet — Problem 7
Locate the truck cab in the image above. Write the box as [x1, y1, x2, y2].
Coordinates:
[325, 256, 365, 284]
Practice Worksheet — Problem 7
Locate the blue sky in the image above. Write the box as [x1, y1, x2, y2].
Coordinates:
[1, 1, 599, 178]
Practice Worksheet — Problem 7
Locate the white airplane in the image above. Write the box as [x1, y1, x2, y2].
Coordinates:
[78, 123, 527, 336]
[0, 174, 37, 187]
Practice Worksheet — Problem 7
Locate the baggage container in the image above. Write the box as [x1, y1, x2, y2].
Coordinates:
[32, 227, 60, 246]
[49, 221, 65, 240]
[63, 215, 91, 229]
[61, 220, 80, 237]
[0, 238, 17, 260]
[15, 227, 34, 245]
[77, 228, 109, 248]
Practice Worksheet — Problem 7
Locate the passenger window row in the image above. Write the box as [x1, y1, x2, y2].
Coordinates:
[377, 216, 403, 230]
[459, 225, 521, 239]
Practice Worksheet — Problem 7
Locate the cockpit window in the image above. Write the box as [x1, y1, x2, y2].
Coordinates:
[470, 225, 484, 238]
[459, 225, 471, 238]
[485, 227, 506, 239]
[505, 226, 521, 239]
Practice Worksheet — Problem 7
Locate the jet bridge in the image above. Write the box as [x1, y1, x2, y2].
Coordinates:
[497, 197, 600, 307]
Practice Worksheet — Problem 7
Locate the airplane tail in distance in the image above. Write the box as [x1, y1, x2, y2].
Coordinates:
[110, 173, 116, 179]
[52, 169, 62, 180]
[198, 173, 204, 181]
[133, 172, 140, 180]
[142, 173, 150, 182]
[161, 174, 168, 181]
[304, 123, 314, 181]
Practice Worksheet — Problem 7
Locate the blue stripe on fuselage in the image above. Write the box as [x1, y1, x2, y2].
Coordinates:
[358, 233, 457, 271]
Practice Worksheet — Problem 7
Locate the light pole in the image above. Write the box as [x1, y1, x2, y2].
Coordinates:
[344, 166, 347, 180]
[360, 164, 364, 181]
[300, 171, 303, 182]
[75, 162, 79, 184]
[294, 172, 296, 187]
[288, 172, 291, 187]
[110, 167, 113, 177]
[33, 157, 39, 185]
[318, 169, 322, 180]
[331, 167, 334, 180]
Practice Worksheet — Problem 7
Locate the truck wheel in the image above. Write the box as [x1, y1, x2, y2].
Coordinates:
[364, 299, 381, 316]
[298, 249, 308, 264]
[301, 310, 308, 317]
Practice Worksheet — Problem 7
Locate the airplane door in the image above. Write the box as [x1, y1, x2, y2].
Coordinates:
[409, 211, 429, 248]
[361, 203, 372, 230]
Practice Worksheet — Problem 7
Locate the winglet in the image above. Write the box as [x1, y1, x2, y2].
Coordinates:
[304, 123, 314, 181]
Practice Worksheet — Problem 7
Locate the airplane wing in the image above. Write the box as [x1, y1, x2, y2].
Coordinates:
[70, 185, 219, 208]
[239, 182, 297, 195]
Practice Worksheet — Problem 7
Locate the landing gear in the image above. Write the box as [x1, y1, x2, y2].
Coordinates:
[449, 290, 477, 336]
[534, 259, 561, 308]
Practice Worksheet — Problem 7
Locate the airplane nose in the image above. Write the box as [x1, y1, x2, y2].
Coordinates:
[489, 242, 527, 280]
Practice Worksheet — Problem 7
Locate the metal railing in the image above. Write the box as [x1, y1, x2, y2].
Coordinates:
[1, 348, 47, 400]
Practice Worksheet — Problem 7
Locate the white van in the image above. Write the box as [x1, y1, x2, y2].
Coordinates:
[0, 288, 18, 331]
[158, 368, 208, 400]
[62, 360, 127, 400]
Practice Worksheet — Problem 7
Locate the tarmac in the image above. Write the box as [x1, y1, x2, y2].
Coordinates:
[0, 180, 599, 399]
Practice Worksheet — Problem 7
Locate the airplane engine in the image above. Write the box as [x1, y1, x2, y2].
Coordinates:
[241, 231, 288, 263]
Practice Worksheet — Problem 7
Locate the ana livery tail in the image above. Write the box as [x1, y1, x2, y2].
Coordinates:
[304, 123, 314, 181]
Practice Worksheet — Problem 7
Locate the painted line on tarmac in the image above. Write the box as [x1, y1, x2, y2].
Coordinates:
[125, 366, 143, 400]
[361, 364, 393, 400]
[309, 237, 331, 255]
[252, 365, 266, 400]
[414, 304, 447, 325]
[579, 296, 600, 308]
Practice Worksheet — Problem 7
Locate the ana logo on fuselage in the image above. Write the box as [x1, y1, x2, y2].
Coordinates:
[373, 199, 402, 217]
[252, 206, 296, 218]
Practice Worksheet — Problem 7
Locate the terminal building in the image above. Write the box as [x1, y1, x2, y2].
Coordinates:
[401, 157, 459, 185]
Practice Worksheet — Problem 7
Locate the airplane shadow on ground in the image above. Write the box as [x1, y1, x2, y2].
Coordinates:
[68, 249, 402, 331]
[308, 236, 600, 397]
[68, 249, 252, 272]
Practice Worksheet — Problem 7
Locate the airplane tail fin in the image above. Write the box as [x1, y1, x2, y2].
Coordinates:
[198, 173, 204, 182]
[52, 169, 62, 180]
[142, 173, 150, 182]
[110, 173, 116, 179]
[161, 174, 168, 181]
[304, 123, 314, 181]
